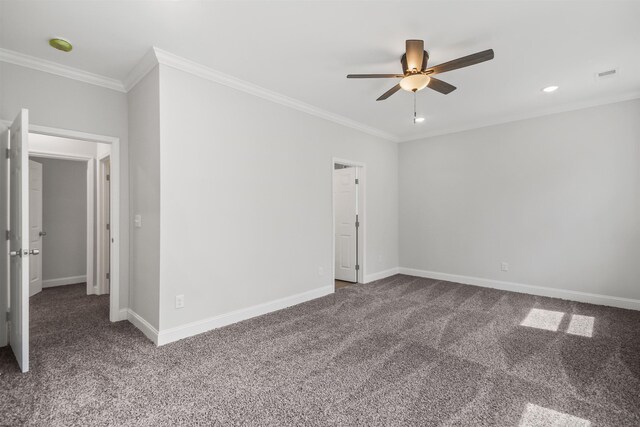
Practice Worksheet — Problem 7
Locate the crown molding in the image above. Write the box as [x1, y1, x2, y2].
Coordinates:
[0, 48, 126, 93]
[1, 46, 397, 141]
[122, 48, 159, 92]
[4, 45, 638, 145]
[398, 90, 640, 143]
[150, 47, 399, 142]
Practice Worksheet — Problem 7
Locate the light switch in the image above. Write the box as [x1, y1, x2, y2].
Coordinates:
[134, 214, 142, 228]
[175, 294, 185, 309]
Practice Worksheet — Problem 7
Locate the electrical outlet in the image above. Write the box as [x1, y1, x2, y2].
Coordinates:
[134, 214, 142, 228]
[501, 262, 509, 272]
[318, 267, 324, 277]
[175, 294, 185, 309]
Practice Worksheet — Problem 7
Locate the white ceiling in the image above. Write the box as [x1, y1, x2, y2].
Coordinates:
[2, 1, 639, 141]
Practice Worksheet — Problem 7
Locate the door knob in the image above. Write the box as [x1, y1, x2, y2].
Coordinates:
[10, 250, 21, 257]
[29, 249, 40, 255]
[39, 231, 47, 237]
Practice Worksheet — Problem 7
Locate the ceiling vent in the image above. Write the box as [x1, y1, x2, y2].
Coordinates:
[596, 68, 618, 80]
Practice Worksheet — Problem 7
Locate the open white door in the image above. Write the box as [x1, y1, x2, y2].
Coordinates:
[29, 160, 43, 297]
[9, 109, 30, 373]
[334, 167, 358, 282]
[98, 156, 111, 294]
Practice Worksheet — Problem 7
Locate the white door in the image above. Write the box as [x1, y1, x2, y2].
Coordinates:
[334, 167, 358, 282]
[29, 160, 43, 297]
[9, 109, 30, 373]
[100, 157, 111, 294]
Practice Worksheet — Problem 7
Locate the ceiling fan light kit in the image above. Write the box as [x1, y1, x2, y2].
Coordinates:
[347, 39, 494, 122]
[400, 74, 431, 92]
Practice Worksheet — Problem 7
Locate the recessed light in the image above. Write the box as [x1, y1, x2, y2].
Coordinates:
[542, 85, 559, 93]
[413, 117, 425, 124]
[49, 38, 73, 52]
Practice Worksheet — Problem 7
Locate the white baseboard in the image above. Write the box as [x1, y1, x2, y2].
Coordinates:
[363, 267, 400, 284]
[117, 308, 129, 322]
[42, 275, 87, 288]
[127, 309, 159, 345]
[156, 285, 334, 346]
[399, 267, 640, 311]
[0, 323, 7, 347]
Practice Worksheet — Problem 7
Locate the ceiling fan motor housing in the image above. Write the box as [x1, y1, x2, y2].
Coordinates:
[401, 50, 429, 73]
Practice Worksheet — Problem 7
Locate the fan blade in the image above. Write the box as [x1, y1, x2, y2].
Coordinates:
[347, 74, 404, 78]
[405, 40, 424, 71]
[425, 49, 494, 75]
[376, 84, 402, 101]
[427, 77, 456, 94]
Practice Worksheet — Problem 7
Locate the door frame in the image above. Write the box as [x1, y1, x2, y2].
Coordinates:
[331, 157, 366, 286]
[0, 130, 8, 347]
[24, 124, 120, 322]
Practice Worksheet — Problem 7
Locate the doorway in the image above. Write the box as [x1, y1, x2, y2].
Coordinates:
[28, 135, 113, 298]
[28, 155, 91, 295]
[1, 109, 121, 373]
[332, 158, 365, 290]
[28, 160, 43, 297]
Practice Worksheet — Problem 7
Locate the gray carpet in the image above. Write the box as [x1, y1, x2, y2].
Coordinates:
[1, 275, 639, 426]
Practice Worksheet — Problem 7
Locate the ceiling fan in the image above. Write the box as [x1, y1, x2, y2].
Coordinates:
[347, 40, 494, 101]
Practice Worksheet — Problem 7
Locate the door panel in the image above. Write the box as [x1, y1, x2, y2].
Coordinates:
[9, 109, 30, 373]
[334, 167, 357, 282]
[29, 160, 43, 297]
[104, 158, 110, 293]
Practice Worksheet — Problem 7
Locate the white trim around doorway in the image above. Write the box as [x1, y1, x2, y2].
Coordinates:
[26, 124, 121, 322]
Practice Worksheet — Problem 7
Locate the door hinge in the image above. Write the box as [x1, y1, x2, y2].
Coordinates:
[5, 229, 9, 240]
[5, 148, 9, 159]
[106, 174, 110, 181]
[106, 272, 110, 280]
[106, 223, 110, 231]
[355, 178, 359, 184]
[355, 214, 359, 228]
[355, 264, 360, 271]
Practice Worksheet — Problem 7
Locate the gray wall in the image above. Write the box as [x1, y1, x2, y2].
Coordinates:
[128, 66, 161, 329]
[1, 61, 130, 312]
[32, 157, 88, 281]
[399, 99, 640, 300]
[157, 64, 399, 331]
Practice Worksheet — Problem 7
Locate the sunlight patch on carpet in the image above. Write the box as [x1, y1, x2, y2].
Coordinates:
[519, 403, 591, 427]
[566, 315, 594, 338]
[520, 309, 564, 332]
